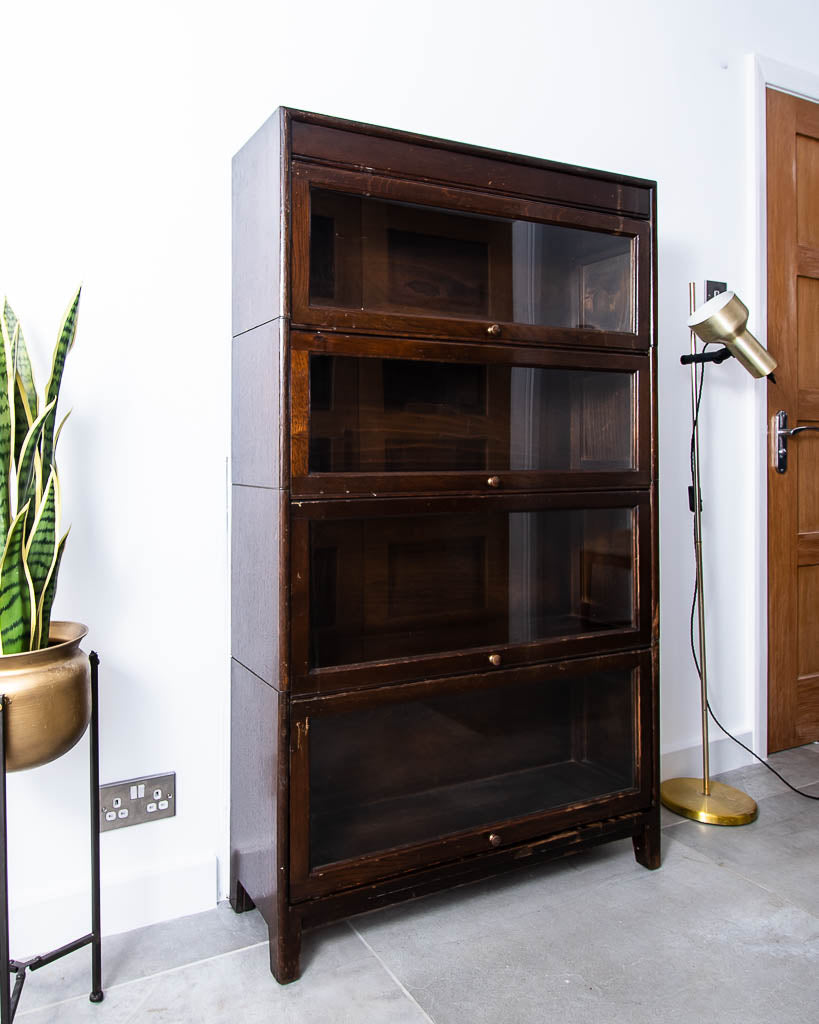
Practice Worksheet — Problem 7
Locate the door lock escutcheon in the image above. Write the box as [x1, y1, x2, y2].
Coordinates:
[774, 410, 819, 473]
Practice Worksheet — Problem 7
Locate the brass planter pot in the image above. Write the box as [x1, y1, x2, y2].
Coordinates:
[0, 622, 91, 773]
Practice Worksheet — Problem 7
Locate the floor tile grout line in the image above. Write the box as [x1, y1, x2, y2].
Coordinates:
[16, 939, 271, 1019]
[348, 922, 438, 1024]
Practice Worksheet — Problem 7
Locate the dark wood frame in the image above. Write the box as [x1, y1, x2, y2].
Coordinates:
[290, 331, 650, 497]
[231, 108, 659, 986]
[289, 491, 650, 695]
[289, 649, 651, 900]
[291, 163, 649, 349]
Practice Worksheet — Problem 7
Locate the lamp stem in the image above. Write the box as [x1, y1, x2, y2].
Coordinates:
[689, 282, 710, 796]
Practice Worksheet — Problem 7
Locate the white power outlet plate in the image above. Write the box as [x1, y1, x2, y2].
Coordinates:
[100, 772, 176, 832]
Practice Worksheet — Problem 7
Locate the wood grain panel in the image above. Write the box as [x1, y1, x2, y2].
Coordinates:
[797, 277, 819, 388]
[797, 135, 819, 249]
[797, 565, 819, 677]
[232, 320, 282, 489]
[231, 485, 280, 687]
[797, 674, 819, 743]
[767, 87, 801, 751]
[232, 110, 287, 336]
[290, 116, 653, 219]
[798, 387, 819, 421]
[797, 531, 819, 566]
[797, 416, 819, 535]
[797, 246, 819, 278]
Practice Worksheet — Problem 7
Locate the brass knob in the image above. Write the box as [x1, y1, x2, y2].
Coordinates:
[486, 323, 501, 336]
[488, 832, 502, 847]
[487, 476, 500, 488]
[488, 653, 502, 667]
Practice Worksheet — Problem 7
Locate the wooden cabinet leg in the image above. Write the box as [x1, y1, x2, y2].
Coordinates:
[632, 817, 661, 870]
[271, 911, 302, 984]
[229, 877, 255, 914]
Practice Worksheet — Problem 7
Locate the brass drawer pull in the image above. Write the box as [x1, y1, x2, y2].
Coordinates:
[487, 475, 500, 488]
[488, 832, 502, 847]
[487, 323, 502, 337]
[488, 653, 502, 667]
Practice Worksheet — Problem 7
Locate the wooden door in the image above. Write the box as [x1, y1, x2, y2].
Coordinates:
[767, 87, 819, 751]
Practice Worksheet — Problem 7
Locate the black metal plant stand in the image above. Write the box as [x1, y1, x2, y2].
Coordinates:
[0, 652, 103, 1021]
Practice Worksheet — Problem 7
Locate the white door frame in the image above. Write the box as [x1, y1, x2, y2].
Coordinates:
[746, 54, 819, 756]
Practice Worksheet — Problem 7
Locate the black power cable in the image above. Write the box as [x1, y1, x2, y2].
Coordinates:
[688, 351, 819, 801]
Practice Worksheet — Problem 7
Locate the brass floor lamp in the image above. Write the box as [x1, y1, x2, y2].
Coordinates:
[660, 285, 776, 826]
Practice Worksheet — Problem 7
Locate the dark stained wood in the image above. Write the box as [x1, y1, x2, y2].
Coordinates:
[289, 331, 650, 497]
[290, 162, 651, 350]
[232, 319, 284, 489]
[288, 492, 651, 694]
[232, 109, 288, 335]
[294, 809, 654, 932]
[290, 651, 650, 899]
[232, 108, 659, 984]
[229, 664, 297, 982]
[289, 114, 653, 218]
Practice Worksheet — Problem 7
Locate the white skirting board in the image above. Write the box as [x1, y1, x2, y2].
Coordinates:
[8, 854, 217, 960]
[661, 731, 755, 783]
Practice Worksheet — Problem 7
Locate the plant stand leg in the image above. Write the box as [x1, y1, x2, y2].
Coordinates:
[89, 653, 103, 1003]
[0, 656, 104, 1022]
[0, 696, 10, 1024]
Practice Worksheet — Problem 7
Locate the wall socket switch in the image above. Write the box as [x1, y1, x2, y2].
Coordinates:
[705, 280, 727, 302]
[100, 772, 176, 832]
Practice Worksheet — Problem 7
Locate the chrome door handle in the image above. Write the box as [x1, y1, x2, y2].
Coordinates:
[774, 410, 819, 473]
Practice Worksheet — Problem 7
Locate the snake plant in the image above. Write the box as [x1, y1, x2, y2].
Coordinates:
[0, 287, 79, 653]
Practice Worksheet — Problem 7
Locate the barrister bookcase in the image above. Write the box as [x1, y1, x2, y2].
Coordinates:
[230, 109, 659, 983]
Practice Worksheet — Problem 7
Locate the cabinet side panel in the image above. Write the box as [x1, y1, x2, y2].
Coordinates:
[230, 660, 288, 932]
[231, 484, 279, 685]
[232, 109, 285, 336]
[232, 319, 282, 489]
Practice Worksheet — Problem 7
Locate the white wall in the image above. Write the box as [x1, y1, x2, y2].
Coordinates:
[3, 0, 819, 946]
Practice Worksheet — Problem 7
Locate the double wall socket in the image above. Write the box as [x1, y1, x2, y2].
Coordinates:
[100, 772, 176, 832]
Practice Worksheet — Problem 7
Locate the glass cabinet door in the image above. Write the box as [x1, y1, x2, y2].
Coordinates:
[291, 334, 648, 495]
[289, 651, 650, 897]
[291, 493, 650, 691]
[292, 165, 651, 348]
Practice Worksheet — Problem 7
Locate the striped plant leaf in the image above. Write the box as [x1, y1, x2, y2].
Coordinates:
[2, 299, 18, 341]
[16, 398, 56, 516]
[0, 503, 34, 653]
[40, 286, 81, 478]
[5, 300, 39, 463]
[33, 451, 43, 513]
[36, 527, 68, 649]
[15, 373, 35, 431]
[54, 409, 72, 453]
[0, 320, 14, 548]
[24, 470, 57, 618]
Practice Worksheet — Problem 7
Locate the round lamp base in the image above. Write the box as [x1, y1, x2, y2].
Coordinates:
[660, 777, 758, 826]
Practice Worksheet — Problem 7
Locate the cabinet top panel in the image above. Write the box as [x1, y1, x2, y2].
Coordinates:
[273, 108, 655, 221]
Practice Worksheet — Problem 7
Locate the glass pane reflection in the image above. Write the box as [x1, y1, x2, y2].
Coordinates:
[309, 506, 635, 668]
[308, 355, 634, 475]
[309, 189, 634, 332]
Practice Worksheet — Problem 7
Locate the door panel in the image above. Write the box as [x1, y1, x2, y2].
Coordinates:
[767, 87, 819, 749]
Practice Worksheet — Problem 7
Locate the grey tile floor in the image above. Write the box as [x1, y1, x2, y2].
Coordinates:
[15, 744, 819, 1023]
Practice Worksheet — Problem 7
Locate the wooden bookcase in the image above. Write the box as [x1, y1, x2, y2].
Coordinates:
[231, 109, 659, 983]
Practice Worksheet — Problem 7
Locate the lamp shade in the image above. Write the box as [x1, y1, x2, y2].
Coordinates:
[687, 291, 777, 378]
